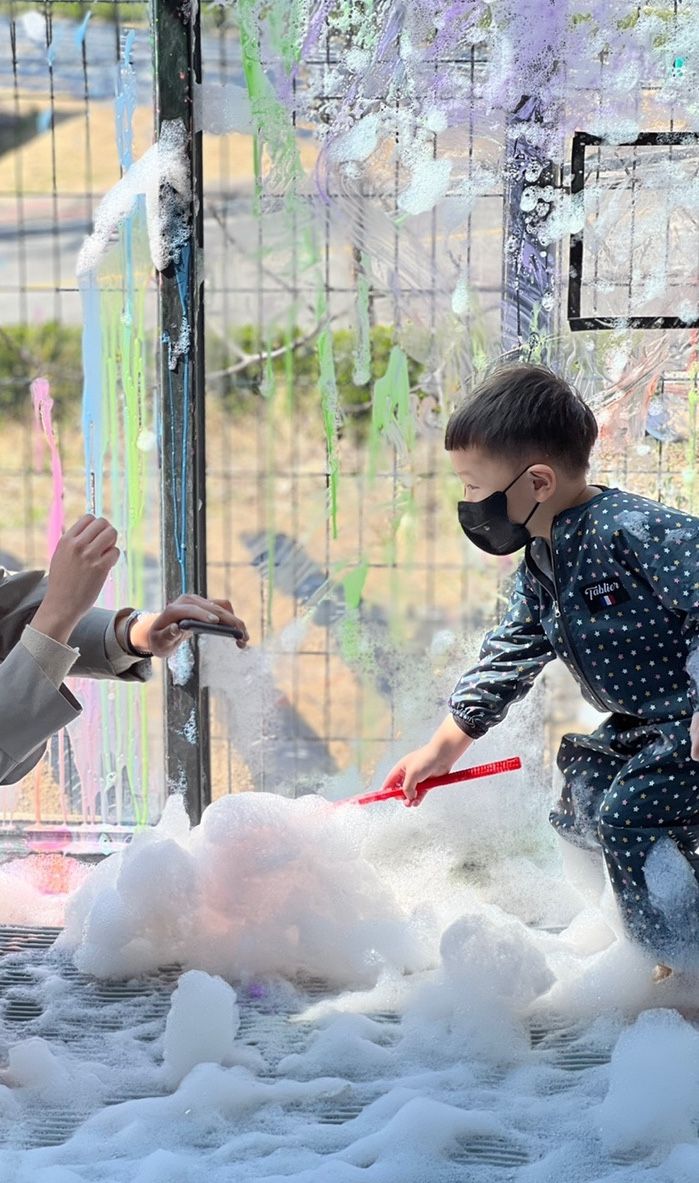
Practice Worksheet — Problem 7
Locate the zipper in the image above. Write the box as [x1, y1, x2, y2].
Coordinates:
[528, 539, 611, 715]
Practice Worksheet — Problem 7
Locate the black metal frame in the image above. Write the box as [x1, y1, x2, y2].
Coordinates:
[152, 0, 211, 820]
[568, 131, 699, 332]
[501, 96, 559, 356]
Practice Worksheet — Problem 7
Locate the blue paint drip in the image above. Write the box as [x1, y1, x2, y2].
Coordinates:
[46, 30, 61, 68]
[115, 31, 138, 339]
[74, 12, 91, 48]
[115, 30, 137, 172]
[162, 243, 192, 595]
[80, 273, 104, 514]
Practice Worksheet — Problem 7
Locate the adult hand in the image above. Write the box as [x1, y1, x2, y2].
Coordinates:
[130, 594, 249, 659]
[32, 515, 120, 645]
[690, 712, 699, 761]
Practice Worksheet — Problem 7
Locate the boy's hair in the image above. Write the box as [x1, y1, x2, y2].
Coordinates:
[444, 364, 598, 473]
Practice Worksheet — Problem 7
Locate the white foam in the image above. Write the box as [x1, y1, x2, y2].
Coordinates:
[398, 156, 452, 217]
[163, 969, 240, 1085]
[193, 81, 253, 135]
[167, 640, 195, 687]
[58, 791, 424, 986]
[3, 680, 699, 1180]
[598, 1009, 699, 1156]
[615, 509, 653, 544]
[328, 114, 380, 164]
[77, 119, 190, 276]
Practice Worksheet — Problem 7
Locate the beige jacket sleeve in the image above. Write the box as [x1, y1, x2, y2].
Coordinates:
[0, 638, 82, 784]
[0, 567, 151, 680]
[0, 566, 153, 786]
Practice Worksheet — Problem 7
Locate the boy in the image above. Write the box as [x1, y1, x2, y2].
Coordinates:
[0, 513, 249, 786]
[382, 363, 699, 978]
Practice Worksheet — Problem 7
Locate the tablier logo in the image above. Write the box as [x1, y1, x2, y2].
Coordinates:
[580, 577, 630, 613]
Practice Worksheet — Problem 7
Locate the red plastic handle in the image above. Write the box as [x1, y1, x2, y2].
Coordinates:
[341, 756, 522, 807]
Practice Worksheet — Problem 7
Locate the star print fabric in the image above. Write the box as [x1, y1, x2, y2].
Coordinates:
[448, 487, 699, 961]
[449, 488, 699, 735]
[551, 716, 699, 964]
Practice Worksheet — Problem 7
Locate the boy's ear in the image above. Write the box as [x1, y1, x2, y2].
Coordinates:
[529, 464, 557, 500]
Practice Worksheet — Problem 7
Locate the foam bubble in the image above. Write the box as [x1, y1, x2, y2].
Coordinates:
[598, 1009, 699, 1156]
[163, 970, 240, 1085]
[77, 119, 190, 276]
[193, 81, 253, 135]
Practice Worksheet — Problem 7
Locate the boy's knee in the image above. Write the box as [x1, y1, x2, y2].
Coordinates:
[597, 809, 626, 848]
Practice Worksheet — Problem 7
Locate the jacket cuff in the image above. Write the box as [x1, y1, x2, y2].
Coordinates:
[21, 625, 79, 689]
[0, 642, 81, 765]
[68, 607, 153, 683]
[449, 709, 488, 739]
[104, 610, 147, 675]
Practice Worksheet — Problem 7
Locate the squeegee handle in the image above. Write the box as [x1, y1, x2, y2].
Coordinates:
[350, 756, 522, 806]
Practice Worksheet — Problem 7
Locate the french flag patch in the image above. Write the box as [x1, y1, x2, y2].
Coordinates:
[580, 577, 630, 614]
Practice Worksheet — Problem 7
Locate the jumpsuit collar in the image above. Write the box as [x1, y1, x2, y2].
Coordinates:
[525, 485, 613, 595]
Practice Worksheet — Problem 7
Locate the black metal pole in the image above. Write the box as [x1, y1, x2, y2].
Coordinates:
[151, 0, 211, 820]
[501, 97, 559, 359]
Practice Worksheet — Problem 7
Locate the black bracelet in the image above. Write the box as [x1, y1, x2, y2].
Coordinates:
[124, 610, 153, 658]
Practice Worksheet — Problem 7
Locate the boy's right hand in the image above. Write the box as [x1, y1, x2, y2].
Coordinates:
[31, 515, 120, 645]
[381, 715, 474, 807]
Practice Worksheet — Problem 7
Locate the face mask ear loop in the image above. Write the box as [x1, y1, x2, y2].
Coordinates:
[502, 466, 531, 495]
[522, 501, 539, 528]
[502, 466, 538, 529]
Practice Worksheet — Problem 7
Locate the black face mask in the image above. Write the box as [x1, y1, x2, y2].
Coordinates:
[457, 467, 539, 556]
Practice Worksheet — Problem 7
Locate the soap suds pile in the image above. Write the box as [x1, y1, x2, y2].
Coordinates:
[2, 707, 699, 1181]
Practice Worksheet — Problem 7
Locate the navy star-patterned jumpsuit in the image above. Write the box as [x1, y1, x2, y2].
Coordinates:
[449, 487, 699, 965]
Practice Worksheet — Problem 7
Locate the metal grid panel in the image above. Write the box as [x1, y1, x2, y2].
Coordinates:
[568, 133, 699, 330]
[0, 0, 164, 841]
[201, 9, 699, 800]
[1, 2, 698, 823]
[201, 13, 516, 797]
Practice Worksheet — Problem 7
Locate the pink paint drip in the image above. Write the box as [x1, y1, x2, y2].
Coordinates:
[31, 378, 71, 824]
[68, 688, 104, 824]
[30, 376, 102, 828]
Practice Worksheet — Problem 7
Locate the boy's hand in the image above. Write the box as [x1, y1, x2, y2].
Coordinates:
[32, 515, 120, 645]
[130, 595, 249, 659]
[690, 713, 699, 761]
[381, 716, 474, 807]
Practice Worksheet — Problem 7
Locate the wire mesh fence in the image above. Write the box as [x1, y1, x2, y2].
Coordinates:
[0, 0, 163, 847]
[0, 1, 698, 842]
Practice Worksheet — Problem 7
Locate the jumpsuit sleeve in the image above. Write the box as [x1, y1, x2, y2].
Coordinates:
[449, 561, 556, 738]
[614, 511, 699, 710]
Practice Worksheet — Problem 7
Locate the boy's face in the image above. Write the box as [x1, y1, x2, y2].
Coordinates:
[450, 446, 551, 526]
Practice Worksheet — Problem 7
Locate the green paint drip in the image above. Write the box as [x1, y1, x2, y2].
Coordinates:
[338, 560, 372, 667]
[369, 345, 415, 477]
[317, 322, 340, 538]
[237, 0, 305, 212]
[95, 224, 152, 829]
[267, 0, 307, 73]
[385, 485, 417, 644]
[353, 257, 372, 387]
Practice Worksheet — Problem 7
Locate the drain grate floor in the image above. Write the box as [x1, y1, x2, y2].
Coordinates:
[0, 924, 620, 1171]
[451, 1136, 531, 1168]
[0, 925, 61, 955]
[530, 1015, 613, 1072]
